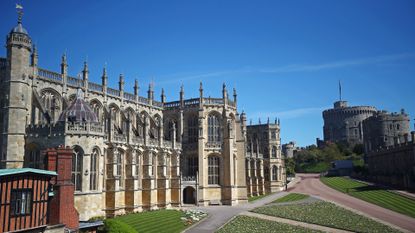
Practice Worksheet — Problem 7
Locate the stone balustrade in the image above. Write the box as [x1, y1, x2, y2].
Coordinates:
[205, 141, 222, 149]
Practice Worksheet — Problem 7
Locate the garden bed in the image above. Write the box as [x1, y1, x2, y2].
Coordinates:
[252, 201, 401, 233]
[217, 215, 323, 233]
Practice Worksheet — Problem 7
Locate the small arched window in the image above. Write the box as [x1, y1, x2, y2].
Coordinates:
[272, 165, 278, 181]
[271, 146, 277, 158]
[208, 156, 220, 185]
[208, 114, 221, 143]
[72, 146, 84, 191]
[25, 145, 41, 169]
[90, 148, 99, 191]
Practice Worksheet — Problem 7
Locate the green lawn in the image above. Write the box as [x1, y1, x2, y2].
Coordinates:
[115, 210, 188, 233]
[252, 201, 401, 233]
[248, 193, 272, 202]
[217, 216, 323, 233]
[298, 162, 330, 173]
[321, 177, 415, 218]
[273, 193, 309, 203]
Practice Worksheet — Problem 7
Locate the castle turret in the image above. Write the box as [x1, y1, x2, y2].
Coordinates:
[148, 81, 154, 104]
[134, 79, 139, 102]
[161, 88, 166, 104]
[61, 54, 68, 95]
[180, 84, 184, 107]
[233, 87, 237, 106]
[82, 61, 89, 99]
[1, 6, 32, 168]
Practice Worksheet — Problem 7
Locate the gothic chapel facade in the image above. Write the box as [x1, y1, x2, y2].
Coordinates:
[0, 10, 285, 220]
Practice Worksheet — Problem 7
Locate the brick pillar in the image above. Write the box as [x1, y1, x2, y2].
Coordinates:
[46, 145, 79, 230]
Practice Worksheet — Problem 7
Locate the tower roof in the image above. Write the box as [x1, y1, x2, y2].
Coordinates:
[58, 89, 98, 123]
[10, 22, 28, 35]
[10, 4, 28, 35]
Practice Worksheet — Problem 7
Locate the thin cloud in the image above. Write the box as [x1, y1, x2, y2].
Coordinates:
[249, 106, 329, 121]
[260, 53, 415, 73]
[157, 52, 415, 84]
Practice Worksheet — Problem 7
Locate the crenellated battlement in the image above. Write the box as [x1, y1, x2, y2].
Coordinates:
[323, 106, 377, 118]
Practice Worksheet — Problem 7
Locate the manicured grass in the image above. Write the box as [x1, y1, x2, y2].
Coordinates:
[217, 215, 323, 233]
[115, 210, 188, 233]
[321, 177, 415, 218]
[273, 193, 309, 203]
[252, 201, 401, 233]
[248, 193, 272, 202]
[298, 162, 330, 173]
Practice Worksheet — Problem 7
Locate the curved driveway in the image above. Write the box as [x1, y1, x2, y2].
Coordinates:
[289, 174, 415, 232]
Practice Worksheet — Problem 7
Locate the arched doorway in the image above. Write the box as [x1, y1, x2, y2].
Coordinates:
[183, 186, 196, 204]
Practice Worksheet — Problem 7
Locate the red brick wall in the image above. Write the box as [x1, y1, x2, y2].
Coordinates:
[46, 145, 79, 230]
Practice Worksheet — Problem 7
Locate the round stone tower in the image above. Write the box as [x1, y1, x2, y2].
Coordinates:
[1, 8, 32, 168]
[323, 100, 377, 146]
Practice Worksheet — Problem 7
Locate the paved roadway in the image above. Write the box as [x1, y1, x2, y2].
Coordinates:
[289, 173, 415, 233]
[184, 192, 288, 233]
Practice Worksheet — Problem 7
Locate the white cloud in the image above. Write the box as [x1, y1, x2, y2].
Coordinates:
[157, 52, 415, 84]
[249, 106, 329, 121]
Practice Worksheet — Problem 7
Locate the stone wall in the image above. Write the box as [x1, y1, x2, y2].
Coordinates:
[366, 137, 415, 191]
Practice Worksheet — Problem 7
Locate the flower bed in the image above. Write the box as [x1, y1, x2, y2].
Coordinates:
[252, 201, 401, 233]
[180, 210, 208, 226]
[217, 216, 322, 233]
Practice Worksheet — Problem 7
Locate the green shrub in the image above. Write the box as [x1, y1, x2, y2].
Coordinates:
[104, 219, 137, 233]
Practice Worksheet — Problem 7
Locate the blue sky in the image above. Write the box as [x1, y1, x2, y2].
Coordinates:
[1, 0, 414, 146]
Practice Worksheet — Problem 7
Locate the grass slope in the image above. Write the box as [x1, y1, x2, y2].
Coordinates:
[252, 201, 401, 233]
[273, 193, 309, 203]
[115, 210, 187, 233]
[321, 177, 415, 218]
[217, 216, 323, 233]
[248, 193, 272, 202]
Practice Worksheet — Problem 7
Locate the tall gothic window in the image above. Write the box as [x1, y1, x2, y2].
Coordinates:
[186, 156, 198, 176]
[72, 146, 83, 191]
[187, 116, 198, 143]
[264, 166, 270, 181]
[116, 150, 124, 188]
[208, 156, 220, 185]
[271, 130, 277, 140]
[135, 152, 140, 177]
[90, 148, 99, 191]
[208, 114, 221, 142]
[271, 146, 277, 158]
[164, 120, 176, 141]
[90, 100, 102, 123]
[272, 165, 278, 181]
[40, 90, 61, 123]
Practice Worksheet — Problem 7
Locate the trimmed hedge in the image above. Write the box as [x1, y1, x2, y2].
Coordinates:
[104, 219, 137, 233]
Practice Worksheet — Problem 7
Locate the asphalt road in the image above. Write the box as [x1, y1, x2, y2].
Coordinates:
[289, 173, 415, 233]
